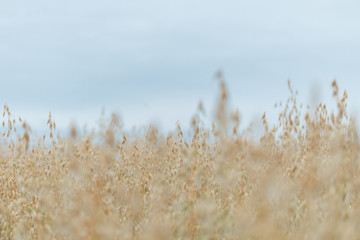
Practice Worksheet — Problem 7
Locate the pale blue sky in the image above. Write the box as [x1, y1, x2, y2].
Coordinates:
[1, 0, 360, 133]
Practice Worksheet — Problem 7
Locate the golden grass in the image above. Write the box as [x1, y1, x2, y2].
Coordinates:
[0, 77, 359, 239]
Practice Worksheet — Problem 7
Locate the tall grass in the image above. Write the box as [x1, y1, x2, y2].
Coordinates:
[0, 76, 359, 239]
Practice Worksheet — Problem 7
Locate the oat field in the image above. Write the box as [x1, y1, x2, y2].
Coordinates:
[0, 78, 359, 239]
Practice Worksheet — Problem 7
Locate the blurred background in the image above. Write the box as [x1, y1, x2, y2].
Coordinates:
[1, 0, 360, 135]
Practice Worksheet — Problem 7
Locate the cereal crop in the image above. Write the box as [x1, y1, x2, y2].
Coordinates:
[0, 76, 359, 239]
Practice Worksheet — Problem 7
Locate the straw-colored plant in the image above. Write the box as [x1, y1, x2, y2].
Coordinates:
[0, 76, 359, 239]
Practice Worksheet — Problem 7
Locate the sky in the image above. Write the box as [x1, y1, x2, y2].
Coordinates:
[1, 0, 360, 135]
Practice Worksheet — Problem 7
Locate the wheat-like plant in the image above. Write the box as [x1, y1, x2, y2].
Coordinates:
[0, 78, 359, 239]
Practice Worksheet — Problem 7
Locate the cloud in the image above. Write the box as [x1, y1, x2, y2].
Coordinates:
[0, 0, 360, 130]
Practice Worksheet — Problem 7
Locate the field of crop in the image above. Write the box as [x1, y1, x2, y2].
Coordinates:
[0, 77, 359, 239]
